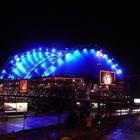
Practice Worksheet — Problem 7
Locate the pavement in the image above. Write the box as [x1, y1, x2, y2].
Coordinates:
[0, 112, 140, 140]
[0, 111, 68, 135]
[0, 116, 122, 140]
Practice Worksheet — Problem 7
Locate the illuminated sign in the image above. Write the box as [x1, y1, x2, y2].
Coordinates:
[4, 103, 16, 113]
[17, 103, 28, 112]
[100, 70, 116, 85]
[4, 102, 28, 113]
[20, 80, 27, 92]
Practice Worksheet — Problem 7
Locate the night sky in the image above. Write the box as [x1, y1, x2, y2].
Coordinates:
[0, 7, 139, 75]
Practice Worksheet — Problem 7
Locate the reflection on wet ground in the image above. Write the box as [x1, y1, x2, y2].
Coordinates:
[0, 113, 67, 134]
[102, 116, 140, 140]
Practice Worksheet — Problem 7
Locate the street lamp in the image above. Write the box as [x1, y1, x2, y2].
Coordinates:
[96, 50, 103, 119]
[96, 50, 103, 73]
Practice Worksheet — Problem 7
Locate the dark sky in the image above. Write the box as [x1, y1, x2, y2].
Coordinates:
[0, 7, 139, 75]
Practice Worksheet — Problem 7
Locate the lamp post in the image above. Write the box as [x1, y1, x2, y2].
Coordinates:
[96, 50, 103, 119]
[96, 50, 103, 77]
[23, 114, 27, 131]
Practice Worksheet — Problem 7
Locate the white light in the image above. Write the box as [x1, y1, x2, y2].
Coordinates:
[96, 51, 103, 57]
[134, 99, 140, 104]
[76, 102, 80, 105]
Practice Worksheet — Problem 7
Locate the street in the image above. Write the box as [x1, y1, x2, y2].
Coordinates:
[101, 115, 140, 140]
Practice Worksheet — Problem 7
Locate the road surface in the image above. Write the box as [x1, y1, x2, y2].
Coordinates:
[101, 115, 140, 140]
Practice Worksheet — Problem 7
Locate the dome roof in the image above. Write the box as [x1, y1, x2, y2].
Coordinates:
[0, 47, 123, 79]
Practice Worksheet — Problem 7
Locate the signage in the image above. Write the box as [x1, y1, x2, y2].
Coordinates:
[16, 103, 28, 112]
[4, 102, 28, 113]
[20, 80, 27, 93]
[100, 70, 116, 85]
[4, 103, 16, 113]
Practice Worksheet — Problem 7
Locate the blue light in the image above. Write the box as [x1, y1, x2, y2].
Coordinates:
[10, 75, 14, 79]
[103, 54, 108, 60]
[107, 59, 112, 64]
[44, 71, 50, 76]
[21, 57, 28, 65]
[10, 60, 14, 64]
[51, 53, 55, 57]
[66, 53, 71, 58]
[39, 51, 43, 58]
[74, 50, 80, 56]
[57, 58, 63, 66]
[27, 53, 32, 62]
[41, 63, 46, 68]
[14, 55, 18, 58]
[0, 46, 124, 79]
[83, 48, 88, 54]
[116, 69, 122, 75]
[16, 63, 26, 73]
[2, 70, 6, 74]
[50, 66, 56, 72]
[65, 53, 73, 62]
[34, 69, 38, 73]
[52, 49, 56, 53]
[27, 51, 30, 55]
[90, 49, 96, 54]
[16, 57, 20, 62]
[45, 52, 49, 56]
[26, 75, 31, 79]
[33, 51, 39, 61]
[12, 68, 20, 76]
[58, 52, 62, 56]
[111, 64, 116, 69]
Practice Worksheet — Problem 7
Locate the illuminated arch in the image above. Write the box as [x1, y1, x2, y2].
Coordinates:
[0, 47, 123, 79]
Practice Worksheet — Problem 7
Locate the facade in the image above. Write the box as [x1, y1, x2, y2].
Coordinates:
[0, 46, 126, 112]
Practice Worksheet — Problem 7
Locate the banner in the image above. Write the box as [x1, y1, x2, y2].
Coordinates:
[4, 102, 28, 113]
[20, 80, 27, 93]
[100, 70, 116, 85]
[17, 103, 28, 112]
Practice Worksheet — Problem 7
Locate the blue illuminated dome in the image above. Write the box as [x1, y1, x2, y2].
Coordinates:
[0, 47, 123, 79]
